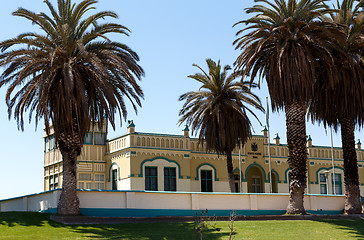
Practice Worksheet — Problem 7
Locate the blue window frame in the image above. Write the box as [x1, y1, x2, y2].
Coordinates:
[164, 167, 176, 191]
[320, 173, 328, 194]
[94, 132, 106, 145]
[201, 170, 213, 192]
[84, 132, 93, 145]
[331, 173, 342, 195]
[145, 167, 158, 191]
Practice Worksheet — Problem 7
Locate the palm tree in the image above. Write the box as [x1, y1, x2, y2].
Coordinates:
[309, 0, 364, 214]
[178, 59, 264, 192]
[233, 0, 346, 213]
[0, 0, 144, 215]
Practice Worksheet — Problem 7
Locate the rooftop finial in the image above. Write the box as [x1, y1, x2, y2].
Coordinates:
[127, 120, 135, 128]
[356, 139, 361, 150]
[273, 133, 280, 139]
[183, 124, 189, 137]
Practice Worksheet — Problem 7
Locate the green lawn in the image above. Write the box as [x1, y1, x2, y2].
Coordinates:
[1, 212, 364, 239]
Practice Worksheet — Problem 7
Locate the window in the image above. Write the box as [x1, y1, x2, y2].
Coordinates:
[251, 176, 261, 193]
[84, 133, 93, 144]
[320, 173, 328, 194]
[94, 133, 106, 145]
[164, 167, 176, 191]
[49, 175, 54, 190]
[44, 137, 49, 152]
[78, 182, 85, 189]
[45, 135, 55, 152]
[145, 167, 158, 191]
[332, 173, 342, 195]
[201, 170, 213, 192]
[95, 174, 105, 190]
[95, 174, 104, 182]
[95, 182, 104, 189]
[85, 182, 92, 189]
[79, 173, 92, 181]
[54, 174, 59, 189]
[49, 136, 55, 151]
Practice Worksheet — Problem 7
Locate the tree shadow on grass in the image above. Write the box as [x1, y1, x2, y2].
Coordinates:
[0, 212, 62, 228]
[316, 219, 364, 239]
[0, 212, 231, 239]
[68, 222, 230, 240]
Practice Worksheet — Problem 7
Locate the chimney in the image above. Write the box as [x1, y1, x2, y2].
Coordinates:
[127, 120, 135, 133]
[273, 133, 280, 145]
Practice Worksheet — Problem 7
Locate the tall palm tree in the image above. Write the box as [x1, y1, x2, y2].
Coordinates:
[0, 0, 144, 215]
[178, 59, 264, 192]
[233, 0, 346, 213]
[309, 0, 364, 214]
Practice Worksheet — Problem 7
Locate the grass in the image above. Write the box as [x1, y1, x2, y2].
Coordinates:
[1, 212, 364, 239]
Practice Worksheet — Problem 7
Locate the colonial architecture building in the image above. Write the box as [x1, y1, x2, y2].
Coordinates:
[43, 121, 364, 195]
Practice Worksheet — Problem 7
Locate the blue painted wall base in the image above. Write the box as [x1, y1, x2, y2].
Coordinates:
[41, 208, 342, 217]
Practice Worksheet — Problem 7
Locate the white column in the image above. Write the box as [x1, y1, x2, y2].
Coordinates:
[126, 192, 136, 208]
[249, 195, 258, 210]
[191, 194, 199, 210]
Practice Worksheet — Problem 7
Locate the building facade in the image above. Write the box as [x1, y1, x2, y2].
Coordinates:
[44, 121, 364, 195]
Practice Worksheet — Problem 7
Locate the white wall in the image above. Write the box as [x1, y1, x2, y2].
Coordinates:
[0, 190, 347, 214]
[0, 191, 58, 212]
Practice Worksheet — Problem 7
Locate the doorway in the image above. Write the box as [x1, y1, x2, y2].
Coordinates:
[247, 166, 264, 193]
[112, 169, 118, 190]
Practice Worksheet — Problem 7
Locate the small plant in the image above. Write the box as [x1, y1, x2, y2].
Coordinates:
[193, 209, 219, 240]
[228, 210, 237, 240]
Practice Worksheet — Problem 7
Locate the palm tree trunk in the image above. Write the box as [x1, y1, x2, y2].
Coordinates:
[226, 151, 236, 193]
[285, 102, 307, 214]
[340, 117, 362, 214]
[57, 131, 81, 216]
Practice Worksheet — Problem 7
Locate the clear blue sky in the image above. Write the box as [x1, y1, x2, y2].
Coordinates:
[0, 0, 361, 200]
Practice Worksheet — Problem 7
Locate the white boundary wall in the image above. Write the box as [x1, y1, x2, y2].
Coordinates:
[0, 190, 345, 213]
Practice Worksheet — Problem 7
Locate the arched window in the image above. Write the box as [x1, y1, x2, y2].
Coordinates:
[161, 139, 165, 148]
[196, 164, 217, 192]
[137, 137, 141, 146]
[271, 147, 276, 156]
[109, 163, 120, 190]
[152, 138, 155, 147]
[141, 157, 181, 191]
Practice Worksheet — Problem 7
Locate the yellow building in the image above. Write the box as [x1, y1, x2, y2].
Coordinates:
[44, 121, 364, 195]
